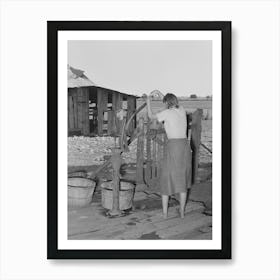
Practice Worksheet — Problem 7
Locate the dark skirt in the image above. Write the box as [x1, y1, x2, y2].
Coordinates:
[159, 139, 192, 196]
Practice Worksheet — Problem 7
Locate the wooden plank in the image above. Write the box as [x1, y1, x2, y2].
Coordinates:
[127, 96, 136, 136]
[97, 88, 103, 135]
[77, 88, 84, 131]
[68, 95, 75, 129]
[119, 117, 128, 151]
[97, 88, 108, 135]
[145, 122, 152, 186]
[125, 102, 147, 135]
[190, 109, 203, 184]
[75, 88, 89, 135]
[72, 91, 78, 128]
[112, 91, 121, 111]
[136, 118, 145, 185]
[108, 148, 122, 216]
[68, 128, 82, 137]
[156, 212, 211, 239]
[68, 197, 206, 239]
[85, 88, 90, 135]
[82, 88, 90, 136]
[107, 110, 115, 135]
[102, 90, 108, 134]
[91, 107, 98, 135]
[133, 98, 137, 132]
[112, 92, 122, 135]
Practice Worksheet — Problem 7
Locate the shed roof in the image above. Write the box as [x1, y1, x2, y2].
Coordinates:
[68, 65, 96, 88]
[67, 65, 138, 98]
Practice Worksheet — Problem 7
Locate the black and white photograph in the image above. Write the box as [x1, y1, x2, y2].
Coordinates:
[48, 21, 231, 259]
[67, 40, 213, 237]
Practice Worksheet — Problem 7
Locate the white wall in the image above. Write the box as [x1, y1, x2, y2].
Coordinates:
[0, 0, 279, 279]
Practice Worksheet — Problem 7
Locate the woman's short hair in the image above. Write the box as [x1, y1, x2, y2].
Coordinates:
[163, 93, 179, 109]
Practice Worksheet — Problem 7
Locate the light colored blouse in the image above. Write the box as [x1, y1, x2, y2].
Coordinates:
[156, 106, 187, 139]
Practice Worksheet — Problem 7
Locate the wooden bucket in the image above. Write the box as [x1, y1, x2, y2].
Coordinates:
[101, 181, 135, 210]
[68, 177, 96, 207]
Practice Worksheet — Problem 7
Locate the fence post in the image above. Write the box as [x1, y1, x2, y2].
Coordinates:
[107, 148, 122, 217]
[145, 122, 152, 187]
[190, 109, 203, 184]
[119, 116, 128, 152]
[136, 117, 145, 187]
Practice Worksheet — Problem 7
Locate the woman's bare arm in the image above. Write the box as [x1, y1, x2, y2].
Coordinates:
[146, 95, 158, 120]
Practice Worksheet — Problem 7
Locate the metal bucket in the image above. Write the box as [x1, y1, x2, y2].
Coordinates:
[101, 181, 135, 210]
[68, 177, 96, 207]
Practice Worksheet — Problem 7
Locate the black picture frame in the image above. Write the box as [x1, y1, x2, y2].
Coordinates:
[47, 21, 231, 259]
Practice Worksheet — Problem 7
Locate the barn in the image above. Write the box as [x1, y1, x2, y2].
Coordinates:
[68, 65, 138, 137]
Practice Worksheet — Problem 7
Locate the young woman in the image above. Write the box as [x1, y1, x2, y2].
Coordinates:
[147, 93, 192, 218]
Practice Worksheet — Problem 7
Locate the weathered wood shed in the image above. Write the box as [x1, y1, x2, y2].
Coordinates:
[68, 65, 138, 137]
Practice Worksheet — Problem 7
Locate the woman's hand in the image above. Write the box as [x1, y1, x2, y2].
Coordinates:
[142, 93, 150, 104]
[157, 91, 165, 100]
[146, 94, 154, 120]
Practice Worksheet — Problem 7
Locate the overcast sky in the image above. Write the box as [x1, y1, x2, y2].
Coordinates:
[68, 40, 212, 97]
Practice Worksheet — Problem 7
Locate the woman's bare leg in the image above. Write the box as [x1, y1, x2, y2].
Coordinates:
[179, 192, 187, 218]
[162, 195, 169, 218]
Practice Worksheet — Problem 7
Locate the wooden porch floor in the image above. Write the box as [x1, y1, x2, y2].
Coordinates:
[68, 181, 212, 240]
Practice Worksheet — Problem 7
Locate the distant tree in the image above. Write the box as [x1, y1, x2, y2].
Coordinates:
[190, 94, 197, 99]
[206, 95, 211, 99]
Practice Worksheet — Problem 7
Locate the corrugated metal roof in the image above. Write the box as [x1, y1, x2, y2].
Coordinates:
[68, 65, 96, 88]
